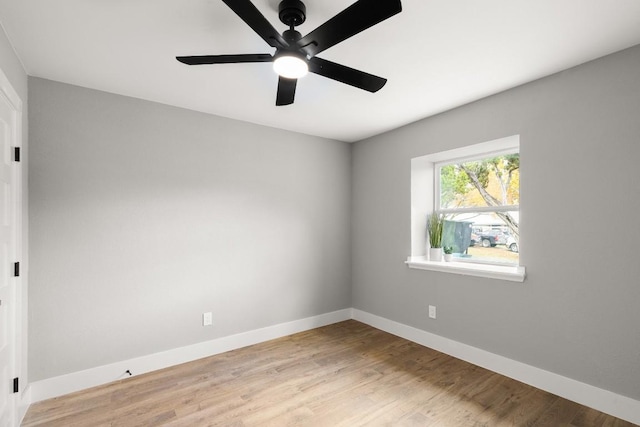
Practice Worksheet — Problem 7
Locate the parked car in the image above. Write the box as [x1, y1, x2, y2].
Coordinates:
[474, 230, 507, 247]
[506, 235, 519, 253]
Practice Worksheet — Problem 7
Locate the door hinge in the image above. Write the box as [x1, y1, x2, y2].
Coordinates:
[13, 147, 20, 162]
[13, 377, 19, 393]
[14, 262, 19, 277]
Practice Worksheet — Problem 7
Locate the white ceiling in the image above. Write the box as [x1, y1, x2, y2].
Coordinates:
[1, 0, 640, 142]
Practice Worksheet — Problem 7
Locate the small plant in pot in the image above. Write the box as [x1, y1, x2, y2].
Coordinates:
[427, 213, 444, 261]
[443, 246, 453, 262]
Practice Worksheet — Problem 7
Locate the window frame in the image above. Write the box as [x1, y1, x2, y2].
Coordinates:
[435, 148, 520, 267]
[407, 135, 525, 282]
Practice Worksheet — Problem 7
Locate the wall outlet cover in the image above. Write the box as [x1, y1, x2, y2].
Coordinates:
[203, 312, 213, 326]
[428, 305, 436, 319]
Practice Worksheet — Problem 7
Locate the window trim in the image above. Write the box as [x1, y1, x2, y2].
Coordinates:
[407, 135, 525, 282]
[406, 256, 525, 282]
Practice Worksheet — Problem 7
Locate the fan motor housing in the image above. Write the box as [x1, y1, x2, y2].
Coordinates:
[282, 29, 303, 43]
[279, 0, 306, 27]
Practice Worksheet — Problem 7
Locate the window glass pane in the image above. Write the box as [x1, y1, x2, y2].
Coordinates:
[440, 154, 519, 209]
[442, 211, 519, 265]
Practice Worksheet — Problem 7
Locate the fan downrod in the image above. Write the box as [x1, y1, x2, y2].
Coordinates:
[278, 0, 306, 28]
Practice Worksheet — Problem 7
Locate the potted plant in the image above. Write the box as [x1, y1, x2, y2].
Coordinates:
[427, 213, 444, 261]
[443, 246, 453, 262]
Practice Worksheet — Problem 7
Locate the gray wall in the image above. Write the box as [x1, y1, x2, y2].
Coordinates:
[352, 45, 640, 400]
[28, 78, 352, 381]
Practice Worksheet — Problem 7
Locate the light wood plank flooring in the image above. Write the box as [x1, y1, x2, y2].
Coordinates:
[22, 320, 637, 426]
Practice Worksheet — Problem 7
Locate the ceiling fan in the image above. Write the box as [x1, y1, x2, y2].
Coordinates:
[176, 0, 402, 106]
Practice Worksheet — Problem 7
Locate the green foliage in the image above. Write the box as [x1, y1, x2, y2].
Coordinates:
[427, 213, 444, 248]
[443, 246, 453, 254]
[440, 154, 520, 208]
[462, 161, 490, 188]
[440, 165, 471, 208]
[503, 154, 519, 172]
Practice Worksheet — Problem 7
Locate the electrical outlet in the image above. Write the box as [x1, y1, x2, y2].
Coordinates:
[203, 312, 213, 326]
[428, 305, 436, 319]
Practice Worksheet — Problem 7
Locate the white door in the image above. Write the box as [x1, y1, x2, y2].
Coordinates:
[0, 87, 18, 427]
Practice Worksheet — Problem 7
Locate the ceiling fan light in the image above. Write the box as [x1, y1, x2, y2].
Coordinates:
[273, 55, 308, 79]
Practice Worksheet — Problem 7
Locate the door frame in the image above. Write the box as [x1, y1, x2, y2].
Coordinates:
[0, 66, 24, 426]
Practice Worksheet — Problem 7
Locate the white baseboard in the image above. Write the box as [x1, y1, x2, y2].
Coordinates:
[26, 307, 640, 425]
[29, 308, 352, 403]
[352, 309, 640, 426]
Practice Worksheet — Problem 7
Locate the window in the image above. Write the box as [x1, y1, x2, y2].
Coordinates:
[437, 151, 519, 265]
[407, 135, 525, 282]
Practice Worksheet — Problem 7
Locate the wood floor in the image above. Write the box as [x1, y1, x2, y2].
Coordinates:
[22, 320, 637, 427]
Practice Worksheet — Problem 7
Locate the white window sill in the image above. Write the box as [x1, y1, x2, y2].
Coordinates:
[405, 256, 525, 282]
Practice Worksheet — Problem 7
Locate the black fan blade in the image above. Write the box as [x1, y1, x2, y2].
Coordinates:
[177, 54, 273, 65]
[276, 77, 297, 106]
[308, 57, 387, 92]
[297, 0, 402, 57]
[221, 0, 288, 49]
